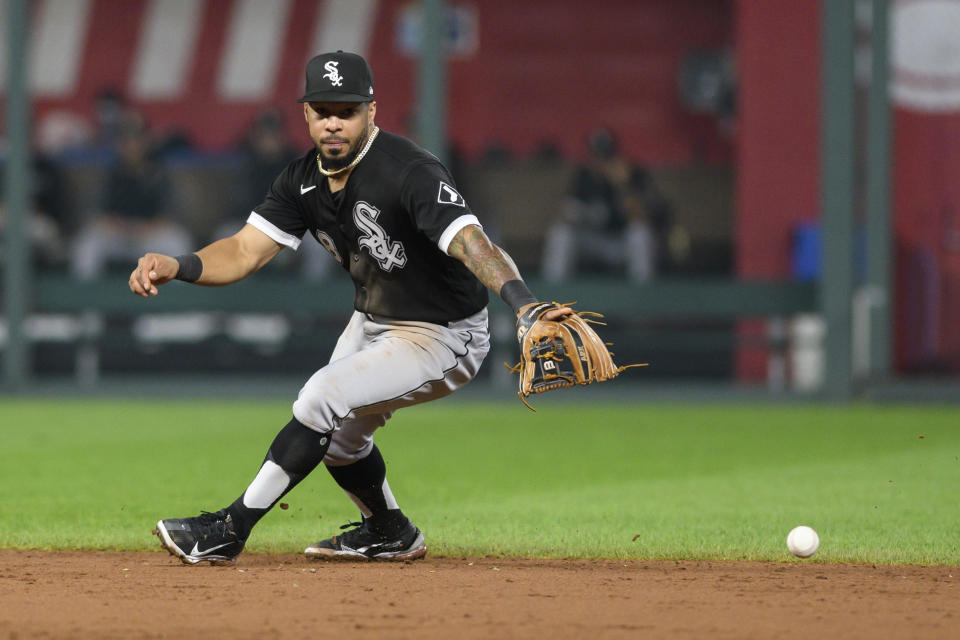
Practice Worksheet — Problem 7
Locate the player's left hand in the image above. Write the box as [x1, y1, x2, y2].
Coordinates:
[510, 302, 645, 410]
[517, 302, 572, 322]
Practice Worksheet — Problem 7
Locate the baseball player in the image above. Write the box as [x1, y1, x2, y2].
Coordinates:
[131, 51, 569, 564]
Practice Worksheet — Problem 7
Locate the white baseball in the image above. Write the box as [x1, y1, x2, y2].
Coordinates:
[786, 525, 819, 557]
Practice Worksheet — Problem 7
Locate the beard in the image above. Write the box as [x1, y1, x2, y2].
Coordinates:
[318, 123, 369, 171]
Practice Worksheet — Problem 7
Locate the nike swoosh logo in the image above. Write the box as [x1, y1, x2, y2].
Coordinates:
[190, 541, 233, 557]
[355, 540, 404, 554]
[300, 184, 316, 194]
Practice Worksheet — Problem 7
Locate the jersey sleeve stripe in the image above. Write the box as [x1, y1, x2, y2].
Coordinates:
[247, 211, 302, 250]
[437, 214, 482, 255]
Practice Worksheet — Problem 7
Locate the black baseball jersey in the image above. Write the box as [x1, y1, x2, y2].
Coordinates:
[248, 129, 489, 324]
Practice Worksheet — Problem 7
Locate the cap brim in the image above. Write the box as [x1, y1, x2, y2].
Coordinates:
[298, 91, 373, 103]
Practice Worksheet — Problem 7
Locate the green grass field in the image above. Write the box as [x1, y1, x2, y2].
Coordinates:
[0, 398, 957, 564]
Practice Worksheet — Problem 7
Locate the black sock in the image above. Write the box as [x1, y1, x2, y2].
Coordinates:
[227, 417, 331, 539]
[326, 445, 407, 530]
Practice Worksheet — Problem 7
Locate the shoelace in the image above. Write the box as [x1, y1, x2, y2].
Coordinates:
[193, 510, 235, 539]
[338, 521, 370, 540]
[338, 520, 386, 546]
[338, 518, 412, 546]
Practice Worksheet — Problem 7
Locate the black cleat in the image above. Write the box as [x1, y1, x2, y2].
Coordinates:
[304, 517, 426, 561]
[154, 509, 245, 566]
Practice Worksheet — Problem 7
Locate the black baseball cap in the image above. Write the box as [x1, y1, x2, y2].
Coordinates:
[298, 51, 374, 103]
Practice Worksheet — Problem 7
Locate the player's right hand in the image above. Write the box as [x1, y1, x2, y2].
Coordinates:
[129, 253, 179, 298]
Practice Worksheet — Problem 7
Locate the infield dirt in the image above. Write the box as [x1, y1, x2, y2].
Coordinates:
[0, 550, 956, 639]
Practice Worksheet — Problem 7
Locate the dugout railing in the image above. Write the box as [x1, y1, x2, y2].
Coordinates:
[4, 275, 817, 388]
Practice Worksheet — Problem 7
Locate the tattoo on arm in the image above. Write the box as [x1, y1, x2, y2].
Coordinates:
[448, 225, 521, 293]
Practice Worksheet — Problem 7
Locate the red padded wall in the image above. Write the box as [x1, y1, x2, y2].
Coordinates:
[24, 0, 732, 162]
[734, 0, 821, 380]
[893, 111, 960, 372]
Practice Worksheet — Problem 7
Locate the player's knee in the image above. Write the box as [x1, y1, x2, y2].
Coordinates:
[323, 438, 374, 466]
[291, 395, 338, 432]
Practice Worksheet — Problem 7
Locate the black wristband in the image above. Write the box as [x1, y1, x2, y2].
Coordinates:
[173, 253, 203, 283]
[499, 279, 538, 315]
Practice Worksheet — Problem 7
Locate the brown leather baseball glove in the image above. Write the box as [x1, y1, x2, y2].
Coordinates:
[508, 302, 645, 410]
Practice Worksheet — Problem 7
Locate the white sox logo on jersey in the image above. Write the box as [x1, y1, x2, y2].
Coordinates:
[323, 61, 343, 86]
[353, 201, 407, 271]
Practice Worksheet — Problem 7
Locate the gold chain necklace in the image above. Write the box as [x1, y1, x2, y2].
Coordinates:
[316, 126, 380, 177]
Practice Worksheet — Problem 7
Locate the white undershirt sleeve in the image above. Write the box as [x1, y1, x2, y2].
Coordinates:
[437, 214, 482, 255]
[247, 212, 302, 250]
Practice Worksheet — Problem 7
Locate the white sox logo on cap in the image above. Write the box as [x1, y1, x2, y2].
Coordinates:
[299, 51, 373, 103]
[323, 61, 343, 86]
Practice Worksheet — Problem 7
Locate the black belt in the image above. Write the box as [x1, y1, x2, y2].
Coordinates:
[364, 312, 451, 328]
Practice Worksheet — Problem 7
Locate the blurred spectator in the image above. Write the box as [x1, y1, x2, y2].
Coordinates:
[541, 128, 671, 282]
[531, 139, 564, 164]
[35, 109, 93, 155]
[0, 150, 70, 271]
[232, 109, 298, 218]
[70, 120, 191, 279]
[213, 109, 332, 279]
[94, 88, 195, 158]
[93, 88, 138, 153]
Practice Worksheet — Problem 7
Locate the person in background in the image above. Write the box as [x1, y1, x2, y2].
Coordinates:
[541, 128, 671, 282]
[228, 109, 319, 279]
[221, 108, 339, 281]
[0, 150, 70, 271]
[92, 89, 136, 153]
[71, 120, 191, 279]
[234, 109, 298, 213]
